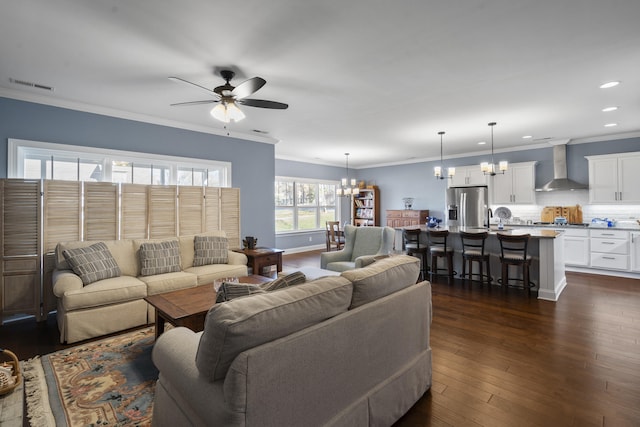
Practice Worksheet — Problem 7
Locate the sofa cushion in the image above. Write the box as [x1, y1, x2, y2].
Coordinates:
[184, 264, 248, 286]
[261, 271, 306, 291]
[56, 240, 138, 277]
[196, 275, 353, 381]
[63, 242, 121, 285]
[215, 282, 266, 303]
[193, 235, 228, 266]
[61, 275, 147, 311]
[179, 231, 228, 271]
[341, 255, 420, 309]
[139, 240, 181, 276]
[138, 271, 198, 296]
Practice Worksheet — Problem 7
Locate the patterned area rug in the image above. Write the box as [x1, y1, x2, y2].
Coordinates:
[22, 327, 157, 426]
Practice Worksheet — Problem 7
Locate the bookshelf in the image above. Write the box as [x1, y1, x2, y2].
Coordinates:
[352, 186, 380, 226]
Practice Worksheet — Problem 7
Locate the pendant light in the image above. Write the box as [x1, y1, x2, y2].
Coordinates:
[336, 153, 360, 196]
[480, 122, 508, 176]
[434, 131, 455, 179]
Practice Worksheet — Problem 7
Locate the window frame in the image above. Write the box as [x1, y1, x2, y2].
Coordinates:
[275, 176, 340, 235]
[8, 138, 232, 187]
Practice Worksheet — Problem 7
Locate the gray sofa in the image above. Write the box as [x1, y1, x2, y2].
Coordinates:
[321, 225, 395, 272]
[152, 255, 432, 426]
[52, 231, 248, 343]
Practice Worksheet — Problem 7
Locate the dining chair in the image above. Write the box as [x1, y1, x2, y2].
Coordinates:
[325, 221, 345, 252]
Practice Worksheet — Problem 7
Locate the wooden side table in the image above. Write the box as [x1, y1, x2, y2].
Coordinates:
[232, 247, 285, 277]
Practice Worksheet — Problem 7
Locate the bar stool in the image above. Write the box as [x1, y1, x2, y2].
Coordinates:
[427, 229, 455, 284]
[459, 231, 492, 285]
[403, 228, 428, 281]
[497, 233, 534, 294]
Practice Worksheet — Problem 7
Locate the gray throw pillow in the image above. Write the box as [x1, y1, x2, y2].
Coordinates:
[216, 282, 266, 303]
[139, 240, 181, 276]
[193, 235, 228, 266]
[63, 242, 121, 285]
[260, 271, 306, 291]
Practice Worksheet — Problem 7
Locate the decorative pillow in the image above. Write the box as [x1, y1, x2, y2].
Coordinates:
[139, 240, 181, 276]
[193, 235, 228, 266]
[216, 282, 266, 303]
[260, 271, 306, 291]
[63, 242, 121, 286]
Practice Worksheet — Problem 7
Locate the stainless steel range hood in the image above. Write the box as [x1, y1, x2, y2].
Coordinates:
[536, 141, 588, 192]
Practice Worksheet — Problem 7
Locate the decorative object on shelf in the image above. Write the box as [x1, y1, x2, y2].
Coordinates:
[337, 153, 360, 196]
[402, 197, 414, 209]
[434, 131, 455, 179]
[480, 122, 508, 176]
[243, 236, 258, 249]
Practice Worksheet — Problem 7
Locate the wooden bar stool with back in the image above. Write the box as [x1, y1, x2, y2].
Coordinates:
[403, 228, 428, 281]
[427, 229, 455, 284]
[459, 231, 492, 285]
[497, 233, 534, 295]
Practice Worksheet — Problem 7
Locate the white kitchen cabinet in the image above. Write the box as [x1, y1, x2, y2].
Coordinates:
[589, 229, 629, 271]
[491, 162, 536, 204]
[448, 165, 488, 187]
[631, 232, 640, 272]
[587, 152, 640, 203]
[561, 228, 589, 267]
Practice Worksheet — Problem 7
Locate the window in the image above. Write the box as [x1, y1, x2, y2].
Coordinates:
[275, 177, 339, 233]
[8, 139, 231, 187]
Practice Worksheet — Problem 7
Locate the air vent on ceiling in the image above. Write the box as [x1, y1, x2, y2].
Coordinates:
[9, 78, 54, 92]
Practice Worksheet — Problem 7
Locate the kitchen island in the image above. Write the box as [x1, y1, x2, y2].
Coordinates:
[395, 226, 566, 301]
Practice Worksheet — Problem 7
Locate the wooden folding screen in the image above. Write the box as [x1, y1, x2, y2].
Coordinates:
[121, 184, 148, 239]
[84, 182, 118, 241]
[148, 186, 178, 239]
[178, 187, 205, 236]
[0, 179, 241, 322]
[0, 180, 42, 320]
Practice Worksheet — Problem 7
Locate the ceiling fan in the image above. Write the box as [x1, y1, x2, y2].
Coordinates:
[169, 70, 288, 123]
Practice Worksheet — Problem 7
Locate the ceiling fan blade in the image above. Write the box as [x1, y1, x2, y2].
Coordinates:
[170, 100, 218, 107]
[168, 77, 221, 99]
[238, 98, 288, 109]
[232, 77, 266, 100]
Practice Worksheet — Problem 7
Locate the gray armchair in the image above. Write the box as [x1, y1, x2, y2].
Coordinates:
[320, 225, 395, 272]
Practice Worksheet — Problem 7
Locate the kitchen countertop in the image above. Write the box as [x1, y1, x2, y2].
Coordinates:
[495, 223, 640, 231]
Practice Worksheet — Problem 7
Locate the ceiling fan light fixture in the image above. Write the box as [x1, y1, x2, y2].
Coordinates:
[211, 103, 229, 123]
[226, 101, 246, 122]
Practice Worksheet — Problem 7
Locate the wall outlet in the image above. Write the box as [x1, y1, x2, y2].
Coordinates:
[309, 236, 313, 242]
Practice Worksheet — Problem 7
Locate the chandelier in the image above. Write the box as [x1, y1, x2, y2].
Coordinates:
[336, 153, 359, 196]
[434, 131, 455, 179]
[480, 122, 508, 176]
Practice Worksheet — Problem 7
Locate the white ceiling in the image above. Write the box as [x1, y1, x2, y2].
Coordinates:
[1, 0, 639, 168]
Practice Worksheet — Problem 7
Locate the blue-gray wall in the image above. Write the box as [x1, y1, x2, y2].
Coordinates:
[0, 97, 276, 246]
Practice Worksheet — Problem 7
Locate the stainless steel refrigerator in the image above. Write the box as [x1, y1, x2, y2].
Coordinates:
[446, 186, 489, 228]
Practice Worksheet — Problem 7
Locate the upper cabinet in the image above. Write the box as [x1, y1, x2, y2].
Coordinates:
[491, 162, 537, 204]
[586, 152, 640, 203]
[448, 165, 488, 187]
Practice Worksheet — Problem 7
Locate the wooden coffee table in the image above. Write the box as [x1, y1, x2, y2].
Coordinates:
[144, 275, 271, 339]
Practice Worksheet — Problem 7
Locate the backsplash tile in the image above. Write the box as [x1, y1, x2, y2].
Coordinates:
[490, 189, 639, 224]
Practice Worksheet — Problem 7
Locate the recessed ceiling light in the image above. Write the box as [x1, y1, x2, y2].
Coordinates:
[599, 81, 620, 89]
[604, 123, 618, 127]
[522, 135, 532, 139]
[478, 141, 486, 145]
[602, 106, 618, 112]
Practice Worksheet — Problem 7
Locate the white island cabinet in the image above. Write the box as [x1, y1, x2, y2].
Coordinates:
[631, 231, 640, 273]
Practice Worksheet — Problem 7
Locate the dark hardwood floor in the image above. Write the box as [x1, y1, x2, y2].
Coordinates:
[2, 250, 639, 426]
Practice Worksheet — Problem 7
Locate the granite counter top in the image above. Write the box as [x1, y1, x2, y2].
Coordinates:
[402, 225, 561, 239]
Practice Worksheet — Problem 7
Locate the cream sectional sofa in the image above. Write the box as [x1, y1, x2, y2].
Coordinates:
[152, 255, 432, 426]
[52, 231, 248, 343]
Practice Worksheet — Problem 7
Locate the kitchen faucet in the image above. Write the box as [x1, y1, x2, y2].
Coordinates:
[487, 208, 493, 228]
